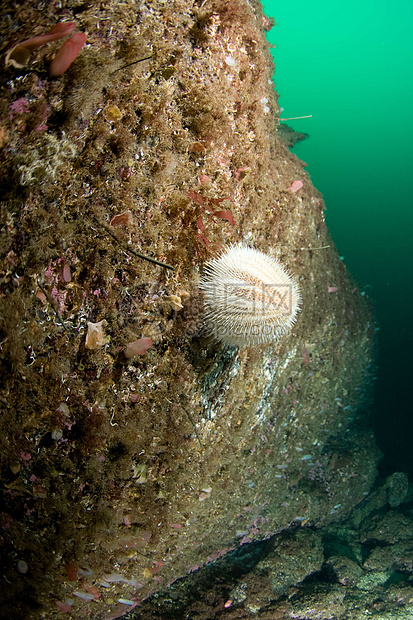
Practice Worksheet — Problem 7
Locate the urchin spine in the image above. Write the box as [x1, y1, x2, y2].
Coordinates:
[199, 243, 301, 347]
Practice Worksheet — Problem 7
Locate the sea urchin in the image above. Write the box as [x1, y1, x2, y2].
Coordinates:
[199, 243, 301, 347]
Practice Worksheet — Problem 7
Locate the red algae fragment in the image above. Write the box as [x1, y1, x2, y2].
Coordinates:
[5, 22, 77, 69]
[110, 211, 132, 227]
[124, 338, 152, 358]
[55, 601, 72, 613]
[65, 562, 78, 581]
[21, 22, 76, 51]
[86, 586, 101, 599]
[213, 210, 237, 226]
[49, 32, 87, 77]
[287, 180, 303, 192]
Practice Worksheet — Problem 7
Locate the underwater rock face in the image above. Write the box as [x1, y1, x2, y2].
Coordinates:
[0, 0, 379, 617]
[277, 122, 310, 148]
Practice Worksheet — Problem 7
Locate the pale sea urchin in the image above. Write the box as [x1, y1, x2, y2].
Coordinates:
[200, 243, 301, 347]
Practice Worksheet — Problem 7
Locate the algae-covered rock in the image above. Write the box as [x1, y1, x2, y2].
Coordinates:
[0, 0, 380, 617]
[255, 528, 324, 599]
[277, 122, 309, 149]
[387, 471, 409, 507]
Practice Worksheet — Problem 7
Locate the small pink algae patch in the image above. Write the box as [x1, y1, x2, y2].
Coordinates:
[49, 32, 87, 76]
[124, 338, 152, 358]
[287, 181, 303, 194]
[55, 601, 72, 613]
[234, 165, 250, 181]
[86, 586, 101, 599]
[328, 286, 338, 293]
[9, 98, 30, 116]
[286, 180, 303, 193]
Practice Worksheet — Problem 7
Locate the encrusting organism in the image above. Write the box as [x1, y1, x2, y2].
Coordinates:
[85, 321, 107, 350]
[200, 243, 301, 347]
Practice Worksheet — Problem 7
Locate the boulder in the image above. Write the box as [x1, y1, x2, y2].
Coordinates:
[0, 0, 379, 617]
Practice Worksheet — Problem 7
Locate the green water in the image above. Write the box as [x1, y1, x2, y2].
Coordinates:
[263, 0, 413, 474]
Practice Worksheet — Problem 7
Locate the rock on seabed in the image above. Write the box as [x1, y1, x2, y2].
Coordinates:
[0, 0, 380, 617]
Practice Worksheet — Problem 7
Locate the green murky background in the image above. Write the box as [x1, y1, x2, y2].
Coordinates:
[263, 0, 413, 474]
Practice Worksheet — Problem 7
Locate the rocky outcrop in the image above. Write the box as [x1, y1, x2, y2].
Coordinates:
[0, 0, 379, 617]
[277, 122, 309, 149]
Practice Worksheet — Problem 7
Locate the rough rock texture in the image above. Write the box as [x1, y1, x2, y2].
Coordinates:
[141, 476, 412, 620]
[0, 0, 379, 618]
[277, 123, 309, 149]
